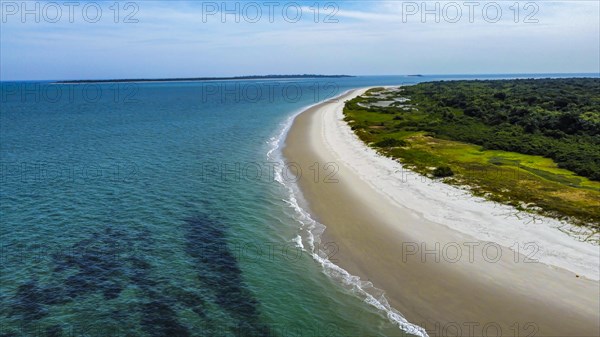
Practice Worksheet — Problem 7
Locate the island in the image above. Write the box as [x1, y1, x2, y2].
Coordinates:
[343, 78, 600, 231]
[283, 79, 599, 336]
[54, 74, 355, 84]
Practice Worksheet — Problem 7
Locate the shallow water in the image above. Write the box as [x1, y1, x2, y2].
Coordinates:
[0, 74, 593, 336]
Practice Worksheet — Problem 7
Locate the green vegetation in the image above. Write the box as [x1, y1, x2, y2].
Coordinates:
[55, 74, 353, 84]
[343, 79, 600, 230]
[375, 138, 409, 148]
[433, 166, 454, 178]
[403, 78, 600, 180]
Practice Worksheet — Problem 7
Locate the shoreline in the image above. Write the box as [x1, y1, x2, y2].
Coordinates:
[52, 75, 353, 84]
[282, 88, 600, 336]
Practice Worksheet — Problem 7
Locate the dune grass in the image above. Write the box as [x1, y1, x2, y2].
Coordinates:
[344, 87, 600, 230]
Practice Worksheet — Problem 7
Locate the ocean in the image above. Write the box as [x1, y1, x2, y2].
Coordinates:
[0, 74, 595, 337]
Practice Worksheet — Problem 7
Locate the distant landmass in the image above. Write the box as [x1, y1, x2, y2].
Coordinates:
[55, 74, 355, 84]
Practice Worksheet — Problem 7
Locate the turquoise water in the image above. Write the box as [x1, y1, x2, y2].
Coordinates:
[0, 74, 595, 337]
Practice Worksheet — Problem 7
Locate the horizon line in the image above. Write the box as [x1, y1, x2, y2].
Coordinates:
[1, 72, 599, 83]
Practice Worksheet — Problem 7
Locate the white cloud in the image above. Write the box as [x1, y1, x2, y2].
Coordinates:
[1, 1, 598, 80]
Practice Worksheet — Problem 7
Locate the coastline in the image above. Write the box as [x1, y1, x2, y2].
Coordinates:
[282, 88, 600, 336]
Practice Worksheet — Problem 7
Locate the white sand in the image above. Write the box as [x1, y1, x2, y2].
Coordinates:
[283, 89, 599, 336]
[320, 88, 599, 281]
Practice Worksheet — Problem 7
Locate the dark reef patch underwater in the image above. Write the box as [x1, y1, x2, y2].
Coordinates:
[1, 215, 271, 337]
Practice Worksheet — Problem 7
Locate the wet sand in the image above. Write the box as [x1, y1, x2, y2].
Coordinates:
[282, 89, 600, 336]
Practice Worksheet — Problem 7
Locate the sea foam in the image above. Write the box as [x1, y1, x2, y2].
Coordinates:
[266, 90, 429, 337]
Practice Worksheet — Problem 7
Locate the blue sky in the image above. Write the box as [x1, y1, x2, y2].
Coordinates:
[1, 1, 599, 80]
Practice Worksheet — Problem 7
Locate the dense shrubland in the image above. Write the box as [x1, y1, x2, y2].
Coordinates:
[344, 78, 600, 230]
[400, 78, 600, 180]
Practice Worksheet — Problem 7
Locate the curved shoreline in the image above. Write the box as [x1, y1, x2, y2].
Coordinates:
[282, 88, 600, 336]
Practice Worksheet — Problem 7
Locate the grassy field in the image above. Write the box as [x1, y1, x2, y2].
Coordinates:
[344, 87, 600, 232]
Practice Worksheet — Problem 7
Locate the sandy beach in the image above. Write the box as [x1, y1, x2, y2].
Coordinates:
[283, 89, 600, 336]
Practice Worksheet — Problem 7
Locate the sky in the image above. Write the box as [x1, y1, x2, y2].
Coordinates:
[1, 0, 599, 80]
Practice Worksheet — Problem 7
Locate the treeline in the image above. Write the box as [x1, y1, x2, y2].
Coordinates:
[55, 74, 354, 84]
[400, 78, 600, 181]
